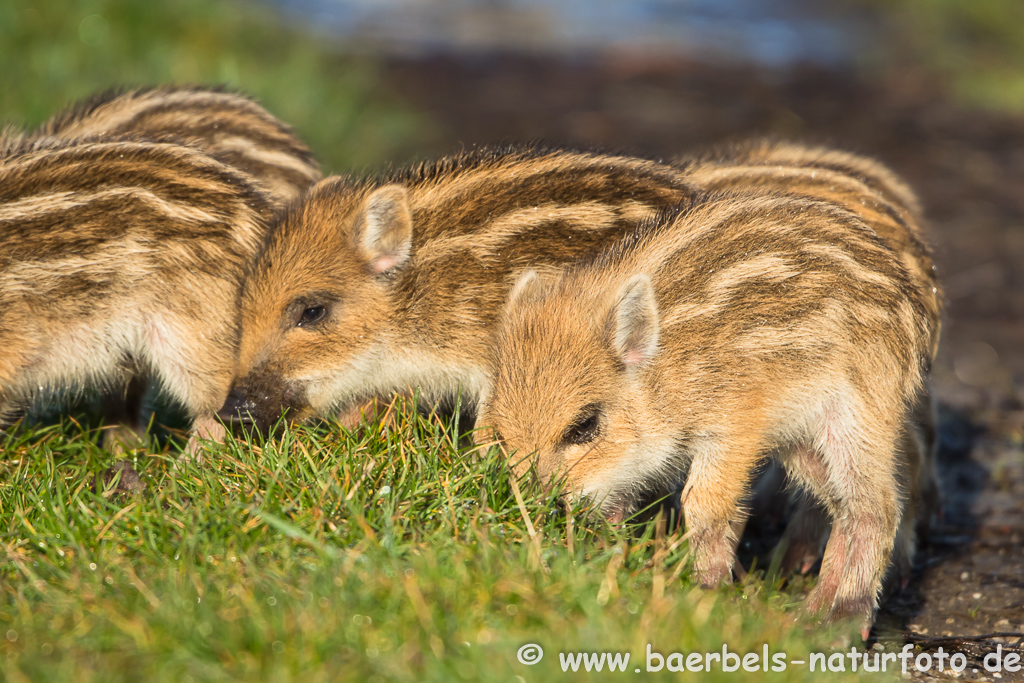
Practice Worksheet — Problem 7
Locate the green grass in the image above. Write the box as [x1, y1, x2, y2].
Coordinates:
[1, 405, 897, 681]
[0, 0, 430, 174]
[1, 1, 918, 678]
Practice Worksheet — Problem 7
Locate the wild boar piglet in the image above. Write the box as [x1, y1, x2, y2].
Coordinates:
[0, 137, 275, 447]
[478, 189, 941, 635]
[220, 146, 699, 430]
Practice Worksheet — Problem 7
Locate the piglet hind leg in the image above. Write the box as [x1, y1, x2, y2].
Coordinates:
[778, 495, 830, 575]
[681, 430, 768, 587]
[775, 445, 835, 575]
[886, 416, 932, 594]
[802, 405, 903, 641]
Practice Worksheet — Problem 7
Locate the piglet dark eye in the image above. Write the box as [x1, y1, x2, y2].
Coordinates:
[297, 305, 326, 327]
[561, 405, 601, 446]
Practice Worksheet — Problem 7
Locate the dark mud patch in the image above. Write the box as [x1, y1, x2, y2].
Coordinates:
[876, 405, 1024, 680]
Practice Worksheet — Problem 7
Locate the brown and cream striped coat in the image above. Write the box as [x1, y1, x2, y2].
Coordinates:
[682, 140, 941, 583]
[27, 86, 321, 207]
[0, 86, 320, 446]
[479, 180, 940, 636]
[221, 146, 701, 429]
[0, 137, 276, 443]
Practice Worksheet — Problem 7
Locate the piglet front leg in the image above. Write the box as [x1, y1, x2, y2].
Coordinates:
[181, 414, 228, 462]
[681, 432, 766, 587]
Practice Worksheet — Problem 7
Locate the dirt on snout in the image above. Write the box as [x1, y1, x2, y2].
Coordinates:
[378, 53, 1024, 679]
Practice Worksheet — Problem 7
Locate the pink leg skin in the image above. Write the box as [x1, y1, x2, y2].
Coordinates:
[798, 397, 905, 643]
[336, 397, 393, 431]
[802, 486, 900, 642]
[689, 521, 738, 587]
[804, 522, 880, 642]
[778, 446, 833, 575]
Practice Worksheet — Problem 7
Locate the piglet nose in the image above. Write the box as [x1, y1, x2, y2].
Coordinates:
[217, 388, 257, 424]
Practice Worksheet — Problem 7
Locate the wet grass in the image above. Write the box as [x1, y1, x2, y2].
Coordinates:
[0, 403, 889, 681]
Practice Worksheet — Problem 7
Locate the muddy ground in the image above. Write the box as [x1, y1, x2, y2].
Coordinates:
[378, 54, 1024, 679]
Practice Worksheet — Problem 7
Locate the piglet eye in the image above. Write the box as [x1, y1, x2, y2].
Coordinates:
[561, 405, 601, 446]
[297, 305, 326, 327]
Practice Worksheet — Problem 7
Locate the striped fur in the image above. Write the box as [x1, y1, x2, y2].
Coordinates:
[0, 138, 276, 443]
[479, 183, 941, 634]
[683, 140, 938, 347]
[681, 140, 941, 584]
[29, 86, 321, 207]
[221, 146, 700, 428]
[8, 86, 321, 446]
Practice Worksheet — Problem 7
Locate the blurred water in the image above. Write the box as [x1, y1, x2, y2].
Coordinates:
[272, 0, 862, 66]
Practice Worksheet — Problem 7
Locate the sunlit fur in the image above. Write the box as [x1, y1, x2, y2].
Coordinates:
[228, 146, 700, 428]
[27, 85, 321, 207]
[0, 138, 276, 441]
[480, 181, 941, 632]
[680, 140, 942, 585]
[2, 86, 321, 444]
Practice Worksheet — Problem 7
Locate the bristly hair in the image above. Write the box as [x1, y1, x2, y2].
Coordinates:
[367, 141, 669, 188]
[0, 125, 28, 157]
[32, 84, 237, 137]
[562, 189, 712, 274]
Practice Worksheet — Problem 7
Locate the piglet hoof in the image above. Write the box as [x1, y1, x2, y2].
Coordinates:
[177, 416, 227, 466]
[696, 566, 732, 589]
[177, 433, 219, 467]
[813, 594, 875, 644]
[192, 417, 227, 443]
[693, 554, 734, 588]
[336, 397, 392, 432]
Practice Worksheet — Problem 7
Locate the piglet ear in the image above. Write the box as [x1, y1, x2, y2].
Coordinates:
[507, 269, 546, 309]
[608, 274, 660, 369]
[353, 185, 412, 275]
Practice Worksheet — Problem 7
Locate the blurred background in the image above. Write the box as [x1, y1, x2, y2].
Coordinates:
[5, 0, 1024, 170]
[2, 0, 1023, 638]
